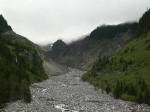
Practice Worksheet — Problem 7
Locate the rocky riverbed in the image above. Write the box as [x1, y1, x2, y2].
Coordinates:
[3, 68, 150, 112]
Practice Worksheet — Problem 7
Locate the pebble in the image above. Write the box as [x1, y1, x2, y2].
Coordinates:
[4, 69, 150, 112]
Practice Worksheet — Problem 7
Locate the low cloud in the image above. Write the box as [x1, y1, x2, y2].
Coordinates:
[0, 0, 150, 45]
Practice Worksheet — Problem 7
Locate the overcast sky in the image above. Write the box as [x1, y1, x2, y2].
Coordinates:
[0, 0, 150, 45]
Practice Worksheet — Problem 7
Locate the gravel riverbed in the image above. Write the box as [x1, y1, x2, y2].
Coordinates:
[4, 68, 150, 112]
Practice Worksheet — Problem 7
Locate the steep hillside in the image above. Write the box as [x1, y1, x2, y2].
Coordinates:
[82, 9, 150, 104]
[0, 15, 48, 107]
[41, 42, 68, 76]
[48, 22, 138, 70]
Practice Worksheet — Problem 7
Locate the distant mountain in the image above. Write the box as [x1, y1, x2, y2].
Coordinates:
[47, 22, 138, 70]
[82, 9, 150, 104]
[0, 15, 48, 107]
[41, 40, 69, 75]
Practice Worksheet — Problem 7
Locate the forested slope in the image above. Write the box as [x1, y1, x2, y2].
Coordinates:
[0, 15, 48, 107]
[82, 9, 150, 104]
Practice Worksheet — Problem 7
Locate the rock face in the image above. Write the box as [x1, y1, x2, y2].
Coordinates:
[47, 23, 138, 70]
[4, 69, 150, 112]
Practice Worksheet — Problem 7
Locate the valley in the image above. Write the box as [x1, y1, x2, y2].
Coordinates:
[0, 5, 150, 112]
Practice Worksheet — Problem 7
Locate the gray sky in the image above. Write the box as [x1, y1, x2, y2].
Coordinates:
[0, 0, 150, 45]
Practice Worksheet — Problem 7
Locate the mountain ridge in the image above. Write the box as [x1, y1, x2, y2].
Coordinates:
[47, 22, 138, 70]
[82, 9, 150, 104]
[0, 15, 12, 33]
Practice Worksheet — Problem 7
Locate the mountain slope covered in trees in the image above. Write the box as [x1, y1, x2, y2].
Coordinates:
[0, 15, 48, 107]
[82, 9, 150, 104]
[47, 22, 138, 70]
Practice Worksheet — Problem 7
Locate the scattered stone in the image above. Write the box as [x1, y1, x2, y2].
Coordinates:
[4, 69, 150, 112]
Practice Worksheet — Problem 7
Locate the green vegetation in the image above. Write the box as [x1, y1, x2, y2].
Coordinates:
[49, 22, 138, 69]
[89, 22, 138, 40]
[82, 9, 150, 104]
[0, 16, 48, 107]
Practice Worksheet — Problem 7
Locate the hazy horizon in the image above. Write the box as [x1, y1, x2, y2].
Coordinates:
[0, 0, 150, 45]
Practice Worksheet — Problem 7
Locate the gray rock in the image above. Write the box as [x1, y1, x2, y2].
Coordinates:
[4, 69, 150, 112]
